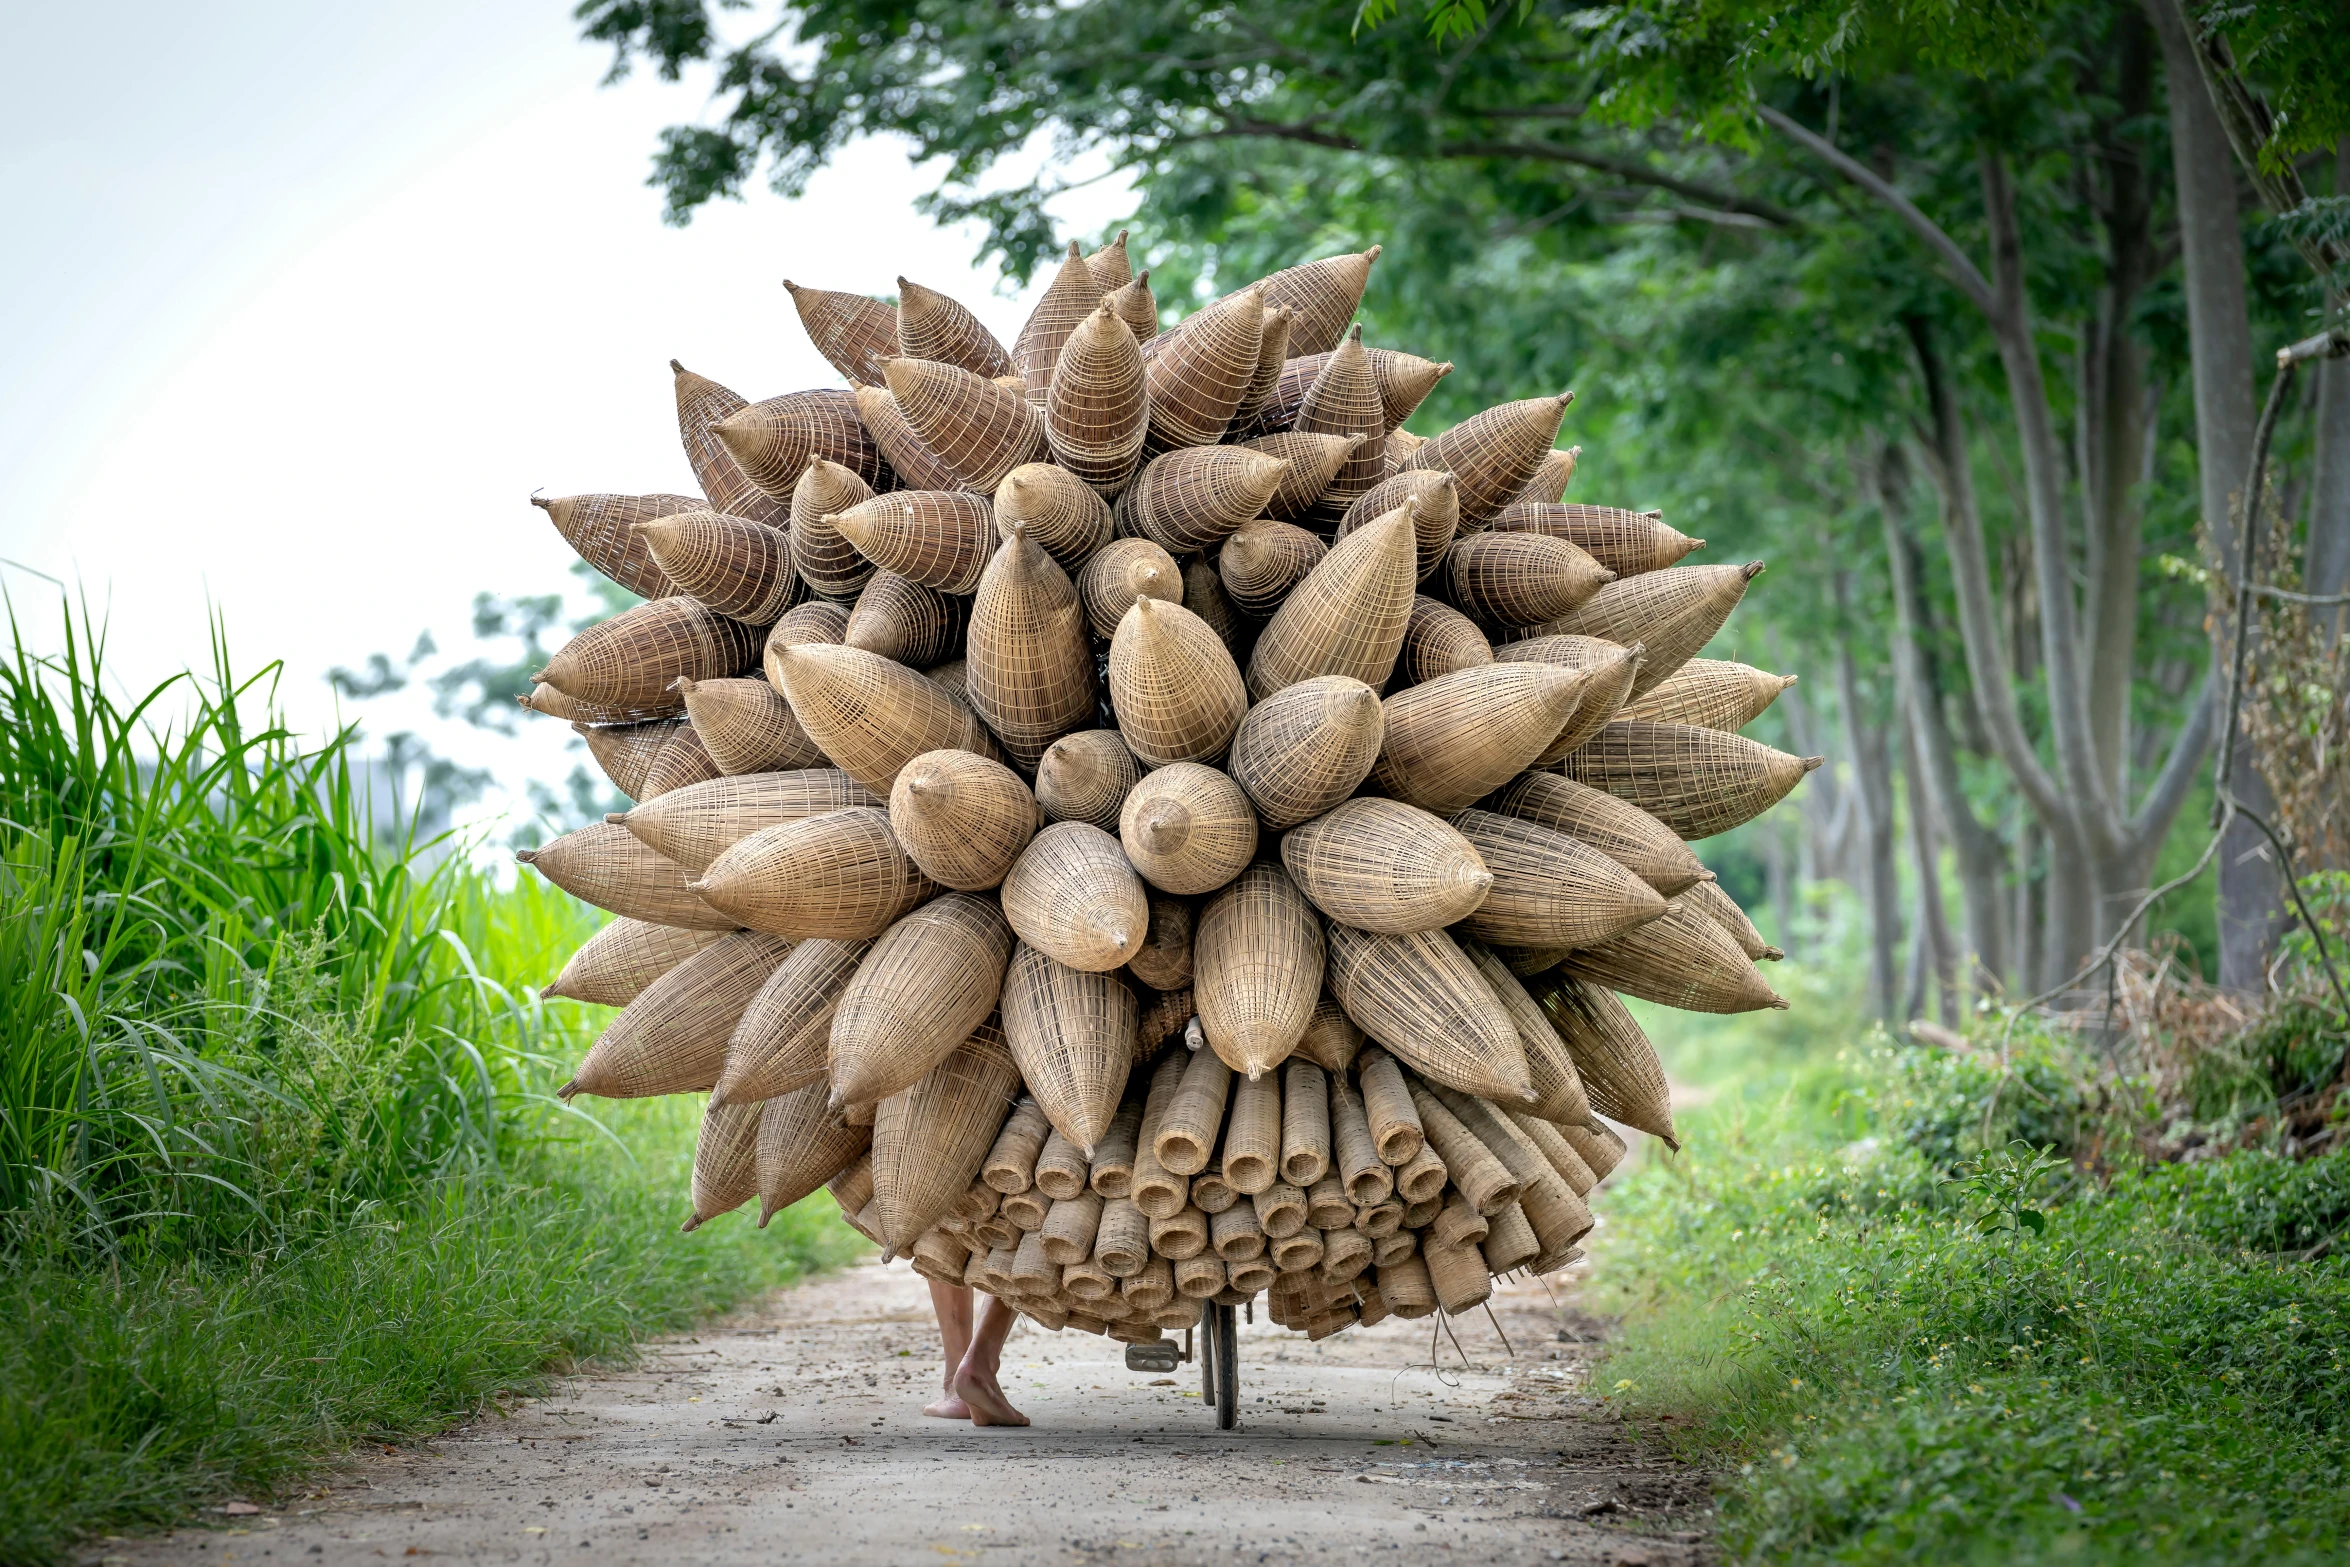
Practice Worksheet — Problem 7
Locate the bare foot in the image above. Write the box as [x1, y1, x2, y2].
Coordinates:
[921, 1393, 971, 1419]
[952, 1361, 1029, 1428]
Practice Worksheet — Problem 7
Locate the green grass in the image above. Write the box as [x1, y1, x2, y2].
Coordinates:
[0, 600, 867, 1564]
[1588, 1002, 2350, 1565]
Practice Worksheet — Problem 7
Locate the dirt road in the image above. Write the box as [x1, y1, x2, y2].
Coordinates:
[103, 1254, 1712, 1566]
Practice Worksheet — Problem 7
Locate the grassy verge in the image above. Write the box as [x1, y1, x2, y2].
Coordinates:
[1590, 1004, 2350, 1565]
[0, 605, 866, 1564]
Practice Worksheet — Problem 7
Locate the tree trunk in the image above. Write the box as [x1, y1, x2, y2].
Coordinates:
[1767, 815, 1798, 962]
[2014, 815, 2044, 992]
[1836, 578, 1903, 1022]
[1901, 702, 1961, 1022]
[2146, 0, 2295, 991]
[2309, 141, 2350, 646]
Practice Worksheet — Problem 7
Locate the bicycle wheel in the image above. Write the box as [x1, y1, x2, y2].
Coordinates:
[1200, 1312, 1217, 1407]
[1213, 1303, 1239, 1430]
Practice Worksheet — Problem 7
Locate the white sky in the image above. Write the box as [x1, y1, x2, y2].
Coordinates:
[0, 0, 1128, 830]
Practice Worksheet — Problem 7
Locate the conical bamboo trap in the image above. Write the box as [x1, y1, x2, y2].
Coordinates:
[520, 232, 1818, 1345]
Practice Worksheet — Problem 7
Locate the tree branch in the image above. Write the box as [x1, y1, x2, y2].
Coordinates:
[1434, 139, 1801, 227]
[2125, 671, 2215, 854]
[1758, 105, 1994, 315]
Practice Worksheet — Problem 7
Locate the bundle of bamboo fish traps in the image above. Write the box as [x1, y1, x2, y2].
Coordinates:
[519, 230, 1818, 1343]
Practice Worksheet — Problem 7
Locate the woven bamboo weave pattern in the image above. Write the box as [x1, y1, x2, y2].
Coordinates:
[770, 640, 1005, 795]
[579, 719, 682, 801]
[1106, 273, 1158, 343]
[1246, 506, 1417, 700]
[881, 357, 1049, 494]
[1485, 770, 1713, 897]
[784, 280, 897, 387]
[686, 1098, 765, 1227]
[762, 602, 850, 695]
[1338, 470, 1460, 584]
[638, 725, 725, 801]
[851, 386, 964, 493]
[1401, 393, 1573, 525]
[755, 1080, 872, 1224]
[1217, 521, 1326, 618]
[713, 936, 872, 1107]
[994, 462, 1114, 571]
[671, 362, 790, 527]
[1294, 994, 1365, 1073]
[1219, 1071, 1281, 1193]
[562, 932, 790, 1099]
[1129, 894, 1194, 990]
[1558, 720, 1821, 840]
[1446, 532, 1613, 628]
[1490, 502, 1701, 578]
[537, 597, 764, 710]
[1119, 763, 1258, 896]
[1532, 974, 1680, 1145]
[1193, 863, 1325, 1079]
[844, 572, 965, 668]
[543, 917, 727, 1007]
[1034, 729, 1142, 832]
[1015, 244, 1107, 404]
[1512, 446, 1579, 507]
[516, 822, 733, 930]
[690, 806, 937, 939]
[1324, 924, 1532, 1105]
[870, 1017, 1022, 1249]
[1000, 822, 1149, 973]
[676, 677, 828, 775]
[1181, 561, 1250, 662]
[1559, 894, 1786, 1016]
[832, 896, 1016, 1111]
[888, 748, 1039, 891]
[1280, 1060, 1332, 1187]
[1457, 939, 1592, 1126]
[1686, 876, 1778, 960]
[614, 767, 878, 874]
[1279, 797, 1491, 935]
[1078, 537, 1183, 640]
[786, 459, 878, 601]
[1142, 288, 1263, 450]
[1106, 596, 1250, 767]
[535, 492, 694, 599]
[1291, 329, 1386, 519]
[828, 490, 995, 594]
[712, 388, 886, 503]
[1619, 658, 1797, 731]
[965, 533, 1095, 766]
[1398, 596, 1493, 687]
[1001, 944, 1138, 1156]
[1488, 634, 1642, 764]
[1114, 445, 1288, 554]
[1156, 1048, 1233, 1175]
[520, 682, 681, 726]
[1246, 431, 1361, 525]
[896, 278, 1014, 379]
[1238, 248, 1377, 357]
[1234, 305, 1295, 426]
[1451, 808, 1669, 951]
[1369, 661, 1589, 815]
[1526, 560, 1763, 698]
[637, 510, 803, 624]
[1226, 674, 1384, 830]
[1085, 231, 1132, 292]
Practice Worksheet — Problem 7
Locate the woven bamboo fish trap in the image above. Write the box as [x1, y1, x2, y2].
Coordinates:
[543, 917, 727, 1007]
[1107, 596, 1250, 767]
[831, 895, 1015, 1109]
[1226, 675, 1385, 830]
[881, 357, 1047, 493]
[1115, 445, 1289, 554]
[1118, 763, 1258, 896]
[1279, 797, 1491, 935]
[1559, 894, 1786, 1016]
[712, 936, 871, 1107]
[1000, 944, 1138, 1155]
[1000, 822, 1149, 972]
[534, 492, 692, 599]
[1339, 470, 1461, 583]
[964, 531, 1096, 769]
[844, 571, 966, 669]
[561, 932, 791, 1099]
[787, 459, 879, 601]
[1370, 661, 1590, 816]
[1686, 876, 1779, 961]
[517, 822, 733, 930]
[995, 462, 1115, 570]
[870, 1019, 1023, 1249]
[1446, 532, 1613, 628]
[710, 387, 886, 503]
[784, 280, 895, 388]
[1143, 288, 1264, 450]
[1531, 973, 1680, 1147]
[1485, 771, 1713, 897]
[1218, 521, 1326, 617]
[537, 597, 764, 710]
[691, 806, 937, 939]
[1033, 729, 1143, 832]
[770, 641, 1004, 794]
[1450, 808, 1669, 952]
[888, 748, 1040, 891]
[1129, 894, 1194, 990]
[524, 233, 1816, 1333]
[675, 677, 825, 775]
[1246, 505, 1418, 700]
[1193, 863, 1326, 1079]
[896, 278, 1015, 380]
[1398, 596, 1493, 687]
[755, 1080, 872, 1224]
[1529, 561, 1764, 698]
[613, 768, 877, 874]
[1401, 394, 1573, 524]
[671, 362, 791, 527]
[1558, 720, 1822, 840]
[1243, 432, 1359, 525]
[1324, 924, 1533, 1105]
[685, 1097, 765, 1229]
[1488, 634, 1642, 765]
[1490, 502, 1701, 578]
[1619, 658, 1797, 732]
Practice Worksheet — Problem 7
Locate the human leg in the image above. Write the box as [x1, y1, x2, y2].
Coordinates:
[951, 1292, 1029, 1427]
[924, 1279, 974, 1418]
